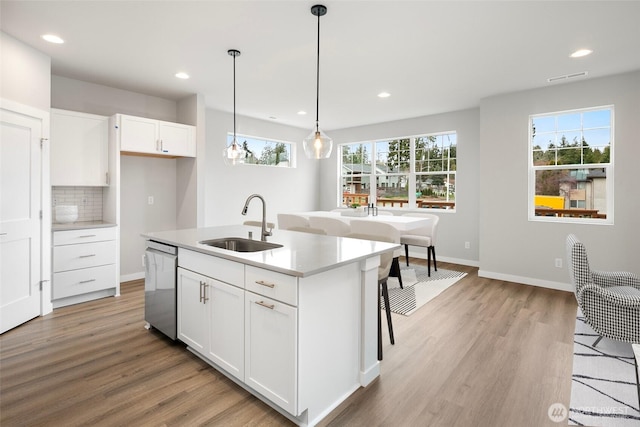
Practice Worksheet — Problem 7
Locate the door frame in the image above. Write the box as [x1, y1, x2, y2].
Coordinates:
[1, 98, 52, 316]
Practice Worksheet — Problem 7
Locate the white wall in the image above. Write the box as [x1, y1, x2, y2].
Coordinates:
[321, 109, 481, 265]
[1, 32, 51, 110]
[204, 109, 319, 227]
[479, 71, 640, 290]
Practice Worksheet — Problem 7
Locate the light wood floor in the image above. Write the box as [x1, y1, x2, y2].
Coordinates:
[0, 260, 577, 427]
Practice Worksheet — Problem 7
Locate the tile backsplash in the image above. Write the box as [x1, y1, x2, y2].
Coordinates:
[52, 187, 103, 222]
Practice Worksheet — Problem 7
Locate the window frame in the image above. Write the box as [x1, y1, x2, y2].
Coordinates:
[338, 131, 457, 211]
[528, 105, 614, 224]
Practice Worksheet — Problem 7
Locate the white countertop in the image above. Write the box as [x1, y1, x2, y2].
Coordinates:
[142, 224, 399, 277]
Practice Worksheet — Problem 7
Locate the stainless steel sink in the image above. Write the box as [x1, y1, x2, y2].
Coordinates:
[199, 237, 282, 252]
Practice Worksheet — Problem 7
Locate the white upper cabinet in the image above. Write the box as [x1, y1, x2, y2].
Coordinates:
[51, 108, 109, 186]
[118, 114, 195, 158]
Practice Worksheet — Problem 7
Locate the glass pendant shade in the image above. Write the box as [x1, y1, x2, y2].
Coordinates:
[303, 127, 333, 159]
[223, 137, 245, 165]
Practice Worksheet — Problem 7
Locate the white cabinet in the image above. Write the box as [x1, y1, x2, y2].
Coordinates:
[245, 291, 297, 414]
[118, 114, 195, 157]
[52, 227, 118, 307]
[51, 108, 109, 186]
[177, 266, 245, 381]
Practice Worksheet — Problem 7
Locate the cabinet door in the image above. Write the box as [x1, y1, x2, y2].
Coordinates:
[158, 121, 195, 157]
[119, 115, 158, 154]
[51, 109, 108, 186]
[177, 268, 208, 353]
[245, 292, 298, 415]
[207, 279, 244, 381]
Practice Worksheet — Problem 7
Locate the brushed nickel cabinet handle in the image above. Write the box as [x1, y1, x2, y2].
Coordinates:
[199, 281, 204, 303]
[202, 283, 209, 303]
[255, 280, 275, 288]
[79, 234, 97, 238]
[255, 301, 275, 310]
[79, 254, 96, 258]
[79, 279, 96, 284]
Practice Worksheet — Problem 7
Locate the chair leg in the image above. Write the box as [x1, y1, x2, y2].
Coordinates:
[380, 280, 395, 345]
[427, 247, 431, 277]
[404, 244, 410, 266]
[378, 282, 383, 360]
[593, 336, 603, 347]
[431, 246, 437, 272]
[390, 257, 403, 289]
[635, 354, 640, 411]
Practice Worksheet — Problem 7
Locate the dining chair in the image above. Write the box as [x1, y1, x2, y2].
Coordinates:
[277, 213, 310, 230]
[309, 216, 351, 237]
[400, 213, 439, 276]
[287, 226, 326, 235]
[350, 220, 403, 289]
[346, 231, 395, 360]
[376, 210, 394, 216]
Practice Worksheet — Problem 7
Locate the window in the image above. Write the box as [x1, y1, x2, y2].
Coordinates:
[529, 106, 613, 222]
[340, 132, 457, 210]
[227, 133, 294, 167]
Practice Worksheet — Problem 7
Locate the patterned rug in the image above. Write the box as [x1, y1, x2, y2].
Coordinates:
[569, 310, 640, 426]
[382, 265, 466, 316]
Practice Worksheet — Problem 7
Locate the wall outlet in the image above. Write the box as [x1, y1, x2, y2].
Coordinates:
[555, 258, 563, 268]
[148, 196, 154, 205]
[464, 241, 470, 249]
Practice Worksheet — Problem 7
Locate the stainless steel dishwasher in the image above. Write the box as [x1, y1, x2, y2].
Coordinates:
[144, 240, 177, 340]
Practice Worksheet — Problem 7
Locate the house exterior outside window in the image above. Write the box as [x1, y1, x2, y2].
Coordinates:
[529, 106, 613, 223]
[340, 132, 457, 210]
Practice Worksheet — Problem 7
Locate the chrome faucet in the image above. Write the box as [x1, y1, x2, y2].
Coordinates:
[241, 194, 272, 241]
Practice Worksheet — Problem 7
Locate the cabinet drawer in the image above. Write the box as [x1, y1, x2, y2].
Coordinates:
[54, 227, 116, 245]
[54, 240, 116, 272]
[245, 266, 297, 306]
[178, 248, 244, 287]
[53, 264, 117, 299]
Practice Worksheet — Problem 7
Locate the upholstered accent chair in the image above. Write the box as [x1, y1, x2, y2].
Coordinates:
[309, 216, 351, 237]
[277, 213, 310, 230]
[566, 234, 640, 346]
[400, 213, 440, 276]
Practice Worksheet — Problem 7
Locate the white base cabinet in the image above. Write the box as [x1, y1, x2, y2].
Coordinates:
[52, 227, 118, 308]
[177, 248, 377, 427]
[177, 267, 244, 381]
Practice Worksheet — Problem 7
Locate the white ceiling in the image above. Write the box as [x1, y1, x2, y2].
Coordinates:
[2, 1, 639, 131]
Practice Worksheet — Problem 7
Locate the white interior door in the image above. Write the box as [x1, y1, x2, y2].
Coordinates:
[1, 105, 43, 334]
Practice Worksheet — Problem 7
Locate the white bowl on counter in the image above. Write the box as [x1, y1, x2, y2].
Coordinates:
[55, 205, 78, 223]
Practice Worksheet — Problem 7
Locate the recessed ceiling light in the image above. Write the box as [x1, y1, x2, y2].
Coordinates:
[570, 49, 593, 58]
[175, 72, 190, 79]
[378, 92, 391, 98]
[297, 111, 307, 115]
[42, 34, 64, 44]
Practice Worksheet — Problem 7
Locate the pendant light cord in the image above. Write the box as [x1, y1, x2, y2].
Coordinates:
[233, 53, 237, 139]
[315, 10, 320, 132]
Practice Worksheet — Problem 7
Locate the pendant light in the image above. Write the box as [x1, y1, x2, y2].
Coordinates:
[303, 4, 333, 159]
[223, 49, 245, 165]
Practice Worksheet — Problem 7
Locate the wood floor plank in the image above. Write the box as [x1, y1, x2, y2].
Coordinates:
[0, 261, 577, 426]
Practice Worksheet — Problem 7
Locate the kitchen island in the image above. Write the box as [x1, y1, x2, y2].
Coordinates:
[142, 225, 398, 427]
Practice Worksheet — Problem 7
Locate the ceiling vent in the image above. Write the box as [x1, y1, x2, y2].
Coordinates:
[547, 71, 588, 83]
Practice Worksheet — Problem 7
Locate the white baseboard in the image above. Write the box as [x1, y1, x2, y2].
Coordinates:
[478, 269, 573, 292]
[121, 271, 144, 283]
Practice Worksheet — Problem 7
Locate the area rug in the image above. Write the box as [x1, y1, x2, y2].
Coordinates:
[569, 309, 640, 426]
[382, 265, 466, 316]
